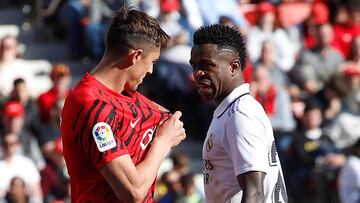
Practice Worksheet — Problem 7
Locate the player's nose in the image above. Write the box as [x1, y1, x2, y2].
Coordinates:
[193, 69, 205, 80]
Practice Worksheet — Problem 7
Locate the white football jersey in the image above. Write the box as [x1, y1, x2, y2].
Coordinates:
[202, 84, 288, 203]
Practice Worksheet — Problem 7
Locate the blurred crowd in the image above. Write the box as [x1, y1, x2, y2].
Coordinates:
[0, 0, 360, 203]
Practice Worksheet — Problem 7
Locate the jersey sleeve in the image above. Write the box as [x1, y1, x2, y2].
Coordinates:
[223, 109, 269, 176]
[80, 100, 129, 170]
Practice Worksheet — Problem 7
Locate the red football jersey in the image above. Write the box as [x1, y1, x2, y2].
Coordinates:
[61, 73, 169, 203]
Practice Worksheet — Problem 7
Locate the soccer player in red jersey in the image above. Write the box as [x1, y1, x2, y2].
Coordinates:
[60, 6, 186, 203]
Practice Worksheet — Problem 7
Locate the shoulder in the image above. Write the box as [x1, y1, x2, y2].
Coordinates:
[227, 95, 270, 132]
[235, 94, 266, 118]
[221, 94, 267, 127]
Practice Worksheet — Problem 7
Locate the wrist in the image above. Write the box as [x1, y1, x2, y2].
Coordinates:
[150, 138, 171, 158]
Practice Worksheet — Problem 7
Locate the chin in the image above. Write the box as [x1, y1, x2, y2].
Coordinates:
[199, 93, 213, 101]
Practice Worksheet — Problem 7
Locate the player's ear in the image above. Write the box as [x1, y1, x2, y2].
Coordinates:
[129, 49, 144, 65]
[230, 59, 241, 76]
[113, 49, 144, 69]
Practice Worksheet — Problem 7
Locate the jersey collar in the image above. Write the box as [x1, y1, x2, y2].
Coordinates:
[214, 83, 250, 118]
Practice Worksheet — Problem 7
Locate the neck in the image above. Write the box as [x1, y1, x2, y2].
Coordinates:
[215, 79, 244, 106]
[4, 154, 14, 161]
[1, 54, 17, 63]
[90, 57, 127, 93]
[261, 24, 274, 33]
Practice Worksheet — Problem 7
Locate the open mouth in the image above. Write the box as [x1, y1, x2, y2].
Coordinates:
[196, 80, 213, 96]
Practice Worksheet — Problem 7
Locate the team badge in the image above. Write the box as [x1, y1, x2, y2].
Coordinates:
[92, 122, 116, 152]
[206, 134, 213, 152]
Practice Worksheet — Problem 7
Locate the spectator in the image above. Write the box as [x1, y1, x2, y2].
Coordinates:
[348, 35, 360, 64]
[287, 99, 344, 202]
[250, 66, 296, 168]
[338, 138, 360, 203]
[177, 173, 203, 203]
[158, 0, 192, 64]
[40, 138, 69, 203]
[58, 0, 89, 59]
[326, 64, 360, 152]
[38, 99, 63, 164]
[0, 100, 44, 168]
[0, 132, 42, 202]
[195, 0, 249, 31]
[302, 2, 330, 49]
[340, 63, 360, 113]
[171, 151, 190, 176]
[294, 23, 344, 94]
[0, 35, 36, 98]
[8, 78, 43, 141]
[256, 40, 300, 99]
[332, 0, 360, 59]
[251, 66, 296, 133]
[85, 0, 121, 61]
[315, 77, 343, 125]
[4, 176, 29, 203]
[158, 170, 182, 203]
[247, 2, 296, 72]
[38, 63, 71, 123]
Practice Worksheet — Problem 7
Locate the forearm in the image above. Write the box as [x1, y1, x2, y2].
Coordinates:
[134, 139, 171, 196]
[102, 111, 185, 202]
[102, 139, 172, 202]
[238, 172, 265, 203]
[241, 190, 264, 203]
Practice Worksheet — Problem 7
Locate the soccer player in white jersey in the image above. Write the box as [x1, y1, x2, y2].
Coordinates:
[189, 24, 288, 203]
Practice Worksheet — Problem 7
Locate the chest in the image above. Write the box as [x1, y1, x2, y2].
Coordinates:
[118, 104, 168, 163]
[202, 117, 229, 161]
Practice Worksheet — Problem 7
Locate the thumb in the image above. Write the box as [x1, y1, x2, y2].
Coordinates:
[171, 111, 182, 120]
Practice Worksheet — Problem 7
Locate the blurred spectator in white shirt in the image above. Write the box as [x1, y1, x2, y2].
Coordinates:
[0, 35, 36, 98]
[247, 2, 296, 72]
[0, 132, 42, 202]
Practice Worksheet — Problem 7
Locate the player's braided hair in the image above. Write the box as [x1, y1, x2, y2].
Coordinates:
[193, 24, 247, 70]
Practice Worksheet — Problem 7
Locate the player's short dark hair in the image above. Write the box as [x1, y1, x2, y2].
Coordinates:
[106, 6, 170, 54]
[193, 24, 247, 70]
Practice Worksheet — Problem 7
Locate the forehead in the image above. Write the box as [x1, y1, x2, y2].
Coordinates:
[2, 37, 17, 44]
[190, 44, 219, 60]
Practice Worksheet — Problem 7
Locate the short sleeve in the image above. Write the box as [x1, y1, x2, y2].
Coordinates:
[80, 100, 129, 170]
[223, 110, 269, 176]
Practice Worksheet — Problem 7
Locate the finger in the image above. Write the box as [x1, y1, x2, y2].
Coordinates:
[172, 111, 182, 120]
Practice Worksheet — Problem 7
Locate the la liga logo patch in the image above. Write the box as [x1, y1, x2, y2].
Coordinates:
[92, 122, 116, 152]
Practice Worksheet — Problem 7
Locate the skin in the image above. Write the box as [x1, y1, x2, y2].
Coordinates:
[190, 43, 265, 203]
[89, 46, 186, 203]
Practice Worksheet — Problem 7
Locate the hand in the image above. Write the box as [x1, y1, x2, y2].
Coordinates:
[323, 153, 346, 168]
[155, 111, 186, 148]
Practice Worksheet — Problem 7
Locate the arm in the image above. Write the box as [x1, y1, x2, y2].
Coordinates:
[237, 171, 265, 203]
[100, 111, 186, 203]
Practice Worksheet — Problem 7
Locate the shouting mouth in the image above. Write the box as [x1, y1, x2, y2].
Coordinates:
[196, 80, 213, 97]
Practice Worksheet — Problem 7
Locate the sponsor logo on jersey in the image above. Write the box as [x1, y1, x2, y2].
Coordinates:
[203, 159, 214, 185]
[206, 134, 213, 152]
[92, 122, 117, 152]
[203, 159, 214, 170]
[130, 117, 141, 128]
[140, 127, 156, 150]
